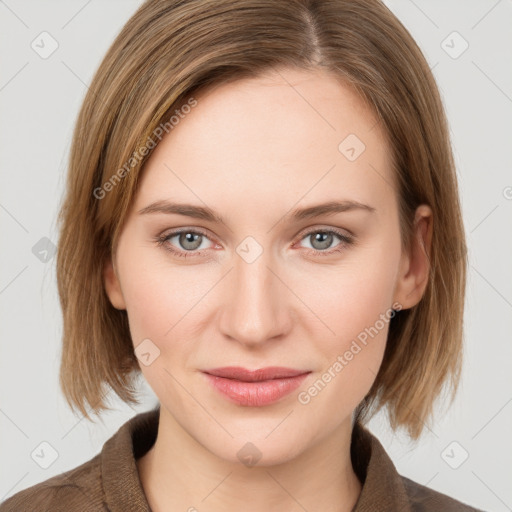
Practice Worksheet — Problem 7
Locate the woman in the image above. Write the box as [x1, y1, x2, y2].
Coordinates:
[1, 0, 482, 510]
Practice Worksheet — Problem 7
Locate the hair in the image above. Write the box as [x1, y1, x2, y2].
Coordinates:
[56, 0, 467, 439]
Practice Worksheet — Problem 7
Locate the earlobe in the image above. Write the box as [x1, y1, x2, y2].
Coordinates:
[103, 256, 127, 310]
[393, 205, 433, 310]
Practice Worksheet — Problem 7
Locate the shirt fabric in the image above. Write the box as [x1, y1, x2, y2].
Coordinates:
[0, 406, 483, 511]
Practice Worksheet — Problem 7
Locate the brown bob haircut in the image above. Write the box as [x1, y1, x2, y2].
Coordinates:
[56, 0, 467, 439]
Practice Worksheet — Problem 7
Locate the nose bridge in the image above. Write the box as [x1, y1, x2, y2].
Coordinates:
[219, 240, 289, 345]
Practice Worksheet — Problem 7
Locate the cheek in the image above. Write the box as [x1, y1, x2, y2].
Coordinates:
[296, 280, 393, 422]
[117, 247, 213, 377]
[294, 238, 399, 406]
[118, 258, 196, 404]
[115, 238, 194, 354]
[122, 272, 173, 343]
[303, 238, 400, 345]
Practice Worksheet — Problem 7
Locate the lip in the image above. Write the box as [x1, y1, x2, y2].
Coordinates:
[202, 366, 311, 406]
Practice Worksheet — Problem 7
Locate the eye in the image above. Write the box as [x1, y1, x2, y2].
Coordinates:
[296, 228, 354, 256]
[155, 226, 354, 259]
[155, 228, 215, 258]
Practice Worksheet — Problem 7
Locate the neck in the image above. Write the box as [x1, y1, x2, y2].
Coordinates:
[137, 408, 362, 512]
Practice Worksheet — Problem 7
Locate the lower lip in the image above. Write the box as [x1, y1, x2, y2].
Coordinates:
[203, 373, 309, 406]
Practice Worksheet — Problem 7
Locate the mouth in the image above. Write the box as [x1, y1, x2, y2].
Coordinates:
[201, 366, 311, 406]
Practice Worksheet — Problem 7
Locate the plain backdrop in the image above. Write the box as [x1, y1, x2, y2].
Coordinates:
[1, 1, 511, 510]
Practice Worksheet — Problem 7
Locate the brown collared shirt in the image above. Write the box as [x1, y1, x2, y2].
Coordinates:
[0, 406, 483, 511]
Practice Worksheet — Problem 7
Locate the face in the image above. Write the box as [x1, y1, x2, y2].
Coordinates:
[104, 66, 430, 465]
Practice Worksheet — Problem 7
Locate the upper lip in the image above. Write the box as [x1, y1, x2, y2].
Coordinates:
[202, 366, 310, 382]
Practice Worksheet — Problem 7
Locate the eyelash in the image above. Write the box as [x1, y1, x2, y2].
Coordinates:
[154, 227, 354, 259]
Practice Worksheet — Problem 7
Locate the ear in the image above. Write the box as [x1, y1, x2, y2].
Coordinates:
[103, 255, 126, 310]
[393, 204, 433, 310]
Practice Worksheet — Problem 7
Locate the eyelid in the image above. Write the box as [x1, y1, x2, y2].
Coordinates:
[296, 223, 354, 240]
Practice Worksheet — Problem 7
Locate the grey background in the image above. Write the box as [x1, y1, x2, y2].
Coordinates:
[1, 0, 511, 510]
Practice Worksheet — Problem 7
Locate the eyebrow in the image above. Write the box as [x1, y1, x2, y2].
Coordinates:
[137, 199, 376, 224]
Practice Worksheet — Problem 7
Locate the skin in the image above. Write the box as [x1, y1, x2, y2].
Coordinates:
[104, 66, 432, 512]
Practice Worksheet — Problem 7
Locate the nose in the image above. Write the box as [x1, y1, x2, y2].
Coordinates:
[219, 248, 292, 348]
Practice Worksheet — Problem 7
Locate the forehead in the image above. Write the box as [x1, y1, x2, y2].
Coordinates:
[133, 67, 396, 222]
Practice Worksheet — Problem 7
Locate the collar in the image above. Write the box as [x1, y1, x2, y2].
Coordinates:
[101, 407, 158, 512]
[101, 406, 412, 512]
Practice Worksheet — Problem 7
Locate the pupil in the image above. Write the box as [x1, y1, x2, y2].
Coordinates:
[313, 232, 332, 250]
[181, 232, 201, 250]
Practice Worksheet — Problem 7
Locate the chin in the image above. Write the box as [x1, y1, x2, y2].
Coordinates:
[204, 434, 308, 468]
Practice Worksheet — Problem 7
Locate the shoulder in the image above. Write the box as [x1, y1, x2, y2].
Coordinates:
[401, 475, 485, 512]
[351, 421, 485, 512]
[0, 453, 107, 512]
